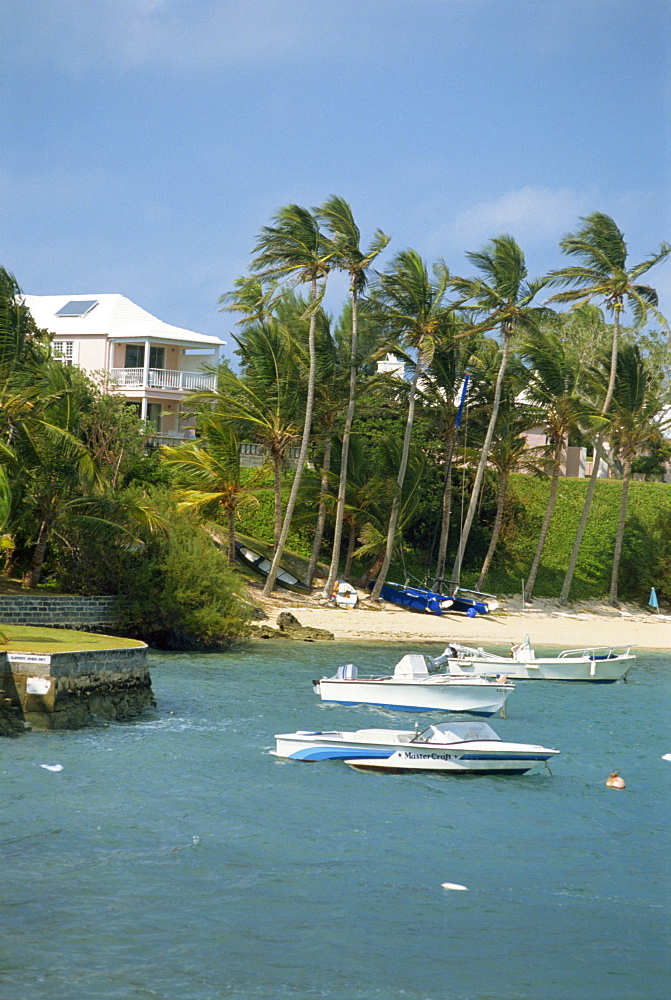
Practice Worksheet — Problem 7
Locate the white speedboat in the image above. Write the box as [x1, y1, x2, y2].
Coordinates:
[313, 654, 513, 715]
[272, 720, 559, 774]
[435, 637, 635, 682]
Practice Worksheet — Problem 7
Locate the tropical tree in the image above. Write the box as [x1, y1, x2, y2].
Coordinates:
[368, 250, 450, 600]
[20, 410, 165, 589]
[162, 417, 264, 564]
[518, 327, 587, 598]
[250, 204, 336, 596]
[314, 196, 390, 597]
[415, 318, 484, 590]
[475, 403, 540, 590]
[448, 235, 551, 587]
[590, 344, 670, 605]
[545, 212, 670, 603]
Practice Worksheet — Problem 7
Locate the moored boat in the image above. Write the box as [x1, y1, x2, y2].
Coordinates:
[313, 654, 513, 715]
[272, 720, 559, 774]
[436, 637, 635, 682]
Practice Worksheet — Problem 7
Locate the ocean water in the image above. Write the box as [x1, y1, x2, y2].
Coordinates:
[1, 641, 669, 1000]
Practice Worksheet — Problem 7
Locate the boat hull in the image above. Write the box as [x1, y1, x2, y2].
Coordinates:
[377, 581, 498, 616]
[272, 725, 559, 773]
[315, 677, 512, 714]
[445, 653, 635, 682]
[346, 750, 549, 774]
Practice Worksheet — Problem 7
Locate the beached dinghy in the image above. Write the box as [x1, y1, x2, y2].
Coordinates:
[234, 541, 310, 593]
[436, 637, 635, 682]
[313, 654, 513, 715]
[272, 720, 559, 774]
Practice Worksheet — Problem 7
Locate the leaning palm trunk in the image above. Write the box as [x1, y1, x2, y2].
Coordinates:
[323, 284, 360, 596]
[609, 455, 632, 606]
[476, 472, 508, 590]
[559, 311, 620, 604]
[525, 440, 564, 598]
[306, 434, 333, 587]
[262, 278, 319, 597]
[450, 329, 512, 586]
[22, 516, 52, 589]
[227, 505, 237, 566]
[343, 521, 357, 580]
[271, 451, 283, 548]
[370, 361, 422, 601]
[432, 430, 456, 589]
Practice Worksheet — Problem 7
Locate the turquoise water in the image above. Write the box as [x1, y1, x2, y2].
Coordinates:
[2, 642, 670, 1000]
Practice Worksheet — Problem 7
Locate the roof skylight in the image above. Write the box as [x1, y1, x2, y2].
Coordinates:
[55, 299, 98, 318]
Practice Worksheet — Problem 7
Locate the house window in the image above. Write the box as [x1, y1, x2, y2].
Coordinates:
[150, 346, 165, 369]
[125, 344, 144, 369]
[147, 402, 162, 432]
[123, 345, 165, 369]
[53, 340, 76, 365]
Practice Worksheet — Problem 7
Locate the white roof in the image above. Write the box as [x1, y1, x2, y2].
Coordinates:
[23, 293, 224, 348]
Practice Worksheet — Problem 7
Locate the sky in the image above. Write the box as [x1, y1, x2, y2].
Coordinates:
[2, 0, 669, 360]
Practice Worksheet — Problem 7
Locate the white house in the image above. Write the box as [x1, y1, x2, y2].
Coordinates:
[24, 293, 224, 445]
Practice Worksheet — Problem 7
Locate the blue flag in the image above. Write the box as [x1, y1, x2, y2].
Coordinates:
[649, 587, 659, 609]
[455, 372, 470, 429]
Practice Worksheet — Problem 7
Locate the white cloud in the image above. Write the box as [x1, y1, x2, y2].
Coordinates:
[442, 186, 594, 251]
[6, 0, 333, 74]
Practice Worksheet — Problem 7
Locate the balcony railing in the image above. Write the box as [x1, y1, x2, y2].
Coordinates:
[109, 368, 216, 391]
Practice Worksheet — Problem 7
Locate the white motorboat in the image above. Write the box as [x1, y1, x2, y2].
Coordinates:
[435, 637, 635, 682]
[313, 654, 513, 715]
[272, 720, 559, 774]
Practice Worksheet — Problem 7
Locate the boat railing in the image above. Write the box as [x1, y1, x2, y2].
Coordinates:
[556, 645, 634, 660]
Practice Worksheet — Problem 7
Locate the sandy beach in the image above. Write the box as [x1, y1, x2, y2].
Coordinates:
[254, 591, 671, 651]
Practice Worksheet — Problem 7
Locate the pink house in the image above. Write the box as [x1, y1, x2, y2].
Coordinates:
[24, 293, 224, 445]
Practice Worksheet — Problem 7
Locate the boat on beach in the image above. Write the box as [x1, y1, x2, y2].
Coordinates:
[234, 541, 311, 593]
[272, 720, 559, 774]
[435, 637, 636, 682]
[313, 654, 513, 715]
[376, 580, 499, 616]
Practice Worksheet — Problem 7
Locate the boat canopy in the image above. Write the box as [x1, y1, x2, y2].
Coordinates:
[415, 721, 500, 744]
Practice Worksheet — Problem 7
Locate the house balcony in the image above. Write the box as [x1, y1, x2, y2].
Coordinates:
[109, 368, 217, 392]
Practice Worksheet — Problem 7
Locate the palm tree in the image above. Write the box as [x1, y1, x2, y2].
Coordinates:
[369, 250, 450, 600]
[590, 344, 670, 605]
[518, 327, 587, 598]
[448, 235, 550, 587]
[475, 404, 540, 590]
[20, 388, 165, 588]
[314, 196, 390, 597]
[546, 213, 670, 604]
[162, 418, 264, 564]
[415, 317, 483, 590]
[250, 204, 336, 596]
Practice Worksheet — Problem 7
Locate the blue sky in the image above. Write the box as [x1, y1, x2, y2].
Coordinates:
[2, 0, 669, 358]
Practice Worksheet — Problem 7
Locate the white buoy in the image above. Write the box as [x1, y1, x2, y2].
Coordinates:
[605, 771, 625, 789]
[441, 882, 468, 891]
[40, 764, 63, 772]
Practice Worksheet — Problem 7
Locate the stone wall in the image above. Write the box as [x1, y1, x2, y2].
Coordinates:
[0, 595, 118, 630]
[1, 645, 153, 730]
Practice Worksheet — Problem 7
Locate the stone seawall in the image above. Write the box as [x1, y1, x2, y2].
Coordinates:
[1, 645, 153, 730]
[0, 595, 118, 630]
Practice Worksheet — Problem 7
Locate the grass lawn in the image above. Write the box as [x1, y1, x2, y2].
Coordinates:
[0, 625, 145, 653]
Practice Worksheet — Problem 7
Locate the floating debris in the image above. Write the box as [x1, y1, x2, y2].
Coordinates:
[441, 882, 468, 891]
[39, 764, 63, 772]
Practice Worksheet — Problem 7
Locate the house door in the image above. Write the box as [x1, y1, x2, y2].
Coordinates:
[147, 402, 162, 432]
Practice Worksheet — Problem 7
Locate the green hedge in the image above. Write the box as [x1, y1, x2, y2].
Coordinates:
[482, 475, 671, 600]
